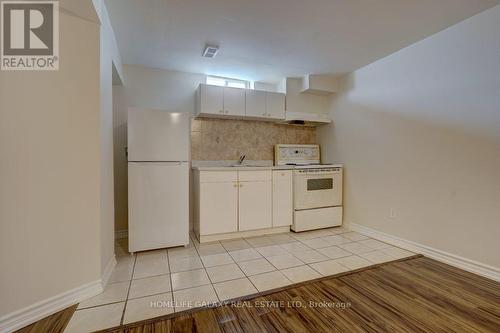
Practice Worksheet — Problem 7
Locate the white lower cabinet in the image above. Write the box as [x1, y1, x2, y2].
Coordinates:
[272, 170, 293, 227]
[199, 181, 238, 235]
[194, 169, 290, 241]
[239, 180, 272, 231]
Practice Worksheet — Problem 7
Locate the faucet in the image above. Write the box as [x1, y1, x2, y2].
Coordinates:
[238, 155, 246, 165]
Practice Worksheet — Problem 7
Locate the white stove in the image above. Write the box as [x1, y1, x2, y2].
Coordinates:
[275, 144, 343, 232]
[294, 164, 340, 170]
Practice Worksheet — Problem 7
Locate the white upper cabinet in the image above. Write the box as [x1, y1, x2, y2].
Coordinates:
[245, 89, 267, 118]
[245, 90, 286, 120]
[223, 87, 246, 116]
[198, 84, 224, 116]
[197, 84, 286, 121]
[266, 92, 286, 120]
[197, 84, 245, 117]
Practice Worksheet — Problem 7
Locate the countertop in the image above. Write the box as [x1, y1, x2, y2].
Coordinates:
[191, 160, 342, 171]
[192, 165, 295, 171]
[192, 160, 291, 171]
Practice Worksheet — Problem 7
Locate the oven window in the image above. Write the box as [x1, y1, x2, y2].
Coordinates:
[307, 178, 333, 191]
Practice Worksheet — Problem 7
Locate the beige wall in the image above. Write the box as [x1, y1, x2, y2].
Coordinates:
[0, 11, 101, 317]
[317, 5, 500, 268]
[99, 8, 116, 276]
[112, 85, 129, 234]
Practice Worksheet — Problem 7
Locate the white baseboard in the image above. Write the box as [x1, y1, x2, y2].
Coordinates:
[350, 223, 500, 282]
[101, 255, 117, 288]
[0, 280, 103, 333]
[115, 229, 128, 239]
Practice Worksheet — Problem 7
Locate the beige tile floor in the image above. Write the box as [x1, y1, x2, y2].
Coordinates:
[64, 227, 415, 332]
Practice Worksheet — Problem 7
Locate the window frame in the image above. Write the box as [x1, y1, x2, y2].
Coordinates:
[206, 76, 249, 89]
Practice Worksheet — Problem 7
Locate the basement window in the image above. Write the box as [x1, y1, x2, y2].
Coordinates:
[206, 76, 249, 89]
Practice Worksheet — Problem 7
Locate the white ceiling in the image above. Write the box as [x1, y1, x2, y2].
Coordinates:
[105, 0, 499, 82]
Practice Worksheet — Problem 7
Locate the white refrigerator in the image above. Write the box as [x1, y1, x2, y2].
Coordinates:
[127, 108, 190, 252]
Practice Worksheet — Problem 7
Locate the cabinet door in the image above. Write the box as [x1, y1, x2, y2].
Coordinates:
[199, 182, 238, 235]
[245, 89, 267, 118]
[239, 181, 272, 231]
[199, 84, 224, 116]
[266, 92, 286, 119]
[223, 87, 246, 116]
[272, 170, 293, 227]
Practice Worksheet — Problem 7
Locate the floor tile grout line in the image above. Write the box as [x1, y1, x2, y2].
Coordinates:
[231, 248, 289, 293]
[234, 235, 334, 283]
[76, 299, 127, 311]
[227, 248, 264, 263]
[127, 271, 171, 283]
[120, 253, 137, 326]
[220, 238, 252, 252]
[247, 267, 294, 287]
[189, 236, 222, 306]
[307, 258, 351, 276]
[210, 238, 271, 295]
[166, 246, 176, 313]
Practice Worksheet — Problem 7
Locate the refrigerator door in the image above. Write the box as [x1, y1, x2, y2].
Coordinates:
[128, 108, 190, 162]
[128, 162, 189, 252]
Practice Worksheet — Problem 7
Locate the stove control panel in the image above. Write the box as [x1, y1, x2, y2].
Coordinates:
[274, 144, 320, 166]
[296, 167, 341, 173]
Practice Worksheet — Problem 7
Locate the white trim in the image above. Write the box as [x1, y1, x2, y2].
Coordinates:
[115, 229, 128, 239]
[350, 223, 500, 282]
[101, 255, 117, 288]
[0, 280, 103, 333]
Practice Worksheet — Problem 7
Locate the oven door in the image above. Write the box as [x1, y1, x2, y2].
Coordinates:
[294, 170, 342, 210]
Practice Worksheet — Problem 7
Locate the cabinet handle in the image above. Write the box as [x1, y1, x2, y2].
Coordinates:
[219, 110, 224, 114]
[233, 184, 238, 188]
[262, 113, 266, 116]
[225, 110, 229, 114]
[239, 183, 243, 188]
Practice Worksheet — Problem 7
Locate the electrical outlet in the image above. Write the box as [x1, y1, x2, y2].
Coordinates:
[389, 208, 396, 218]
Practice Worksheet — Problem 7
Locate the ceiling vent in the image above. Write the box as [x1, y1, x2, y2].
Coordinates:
[202, 45, 219, 58]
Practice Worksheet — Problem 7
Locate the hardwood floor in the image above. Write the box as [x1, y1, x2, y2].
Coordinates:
[16, 256, 500, 333]
[14, 305, 77, 333]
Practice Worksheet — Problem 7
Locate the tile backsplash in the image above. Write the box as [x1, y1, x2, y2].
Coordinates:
[191, 118, 316, 161]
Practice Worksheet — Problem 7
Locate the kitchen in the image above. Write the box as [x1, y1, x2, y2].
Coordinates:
[78, 60, 396, 327]
[103, 67, 415, 327]
[127, 76, 345, 251]
[2, 1, 499, 333]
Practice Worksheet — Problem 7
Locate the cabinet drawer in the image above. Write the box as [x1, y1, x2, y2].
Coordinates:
[272, 170, 292, 181]
[238, 170, 272, 182]
[199, 171, 237, 183]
